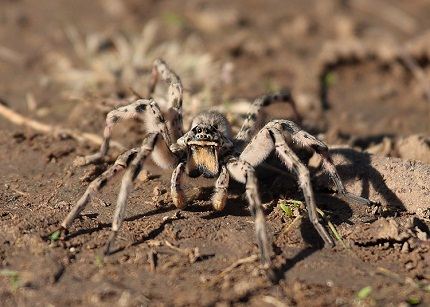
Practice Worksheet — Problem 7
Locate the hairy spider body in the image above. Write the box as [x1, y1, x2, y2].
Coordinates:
[179, 111, 232, 178]
[57, 59, 369, 270]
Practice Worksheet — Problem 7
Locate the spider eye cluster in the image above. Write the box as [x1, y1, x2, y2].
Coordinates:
[191, 125, 219, 142]
[194, 126, 213, 134]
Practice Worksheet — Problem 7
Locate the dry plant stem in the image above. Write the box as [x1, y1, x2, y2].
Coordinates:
[209, 255, 258, 285]
[142, 239, 200, 264]
[164, 240, 200, 263]
[282, 215, 302, 234]
[10, 187, 29, 197]
[315, 207, 348, 249]
[398, 49, 430, 101]
[148, 249, 157, 272]
[0, 103, 125, 150]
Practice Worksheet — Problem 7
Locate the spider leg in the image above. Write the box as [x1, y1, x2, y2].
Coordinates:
[226, 159, 271, 267]
[319, 152, 370, 205]
[235, 90, 300, 144]
[59, 147, 139, 234]
[212, 165, 229, 211]
[80, 99, 172, 165]
[271, 131, 335, 247]
[104, 133, 159, 255]
[282, 121, 370, 205]
[239, 121, 334, 247]
[171, 162, 187, 209]
[148, 58, 184, 142]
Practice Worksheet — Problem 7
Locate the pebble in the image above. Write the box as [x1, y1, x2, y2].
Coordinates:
[401, 242, 409, 253]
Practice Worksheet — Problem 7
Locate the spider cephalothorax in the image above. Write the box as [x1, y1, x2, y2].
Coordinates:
[55, 59, 370, 273]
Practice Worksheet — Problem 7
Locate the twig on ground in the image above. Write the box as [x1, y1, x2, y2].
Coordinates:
[164, 240, 201, 264]
[145, 236, 200, 264]
[282, 214, 302, 234]
[148, 249, 157, 272]
[0, 103, 125, 150]
[208, 254, 258, 286]
[10, 187, 29, 197]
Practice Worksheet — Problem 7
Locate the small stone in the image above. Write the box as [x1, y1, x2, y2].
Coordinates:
[98, 198, 111, 207]
[415, 227, 428, 241]
[405, 261, 415, 270]
[73, 156, 86, 167]
[401, 242, 409, 253]
[153, 186, 162, 197]
[137, 170, 150, 182]
[54, 201, 68, 209]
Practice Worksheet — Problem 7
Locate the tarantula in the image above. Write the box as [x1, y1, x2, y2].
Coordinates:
[55, 59, 369, 268]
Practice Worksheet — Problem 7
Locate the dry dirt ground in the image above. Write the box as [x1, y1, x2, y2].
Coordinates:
[1, 0, 430, 306]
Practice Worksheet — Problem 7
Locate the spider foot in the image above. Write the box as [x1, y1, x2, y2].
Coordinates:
[265, 266, 278, 284]
[172, 189, 187, 209]
[257, 258, 278, 284]
[324, 238, 335, 248]
[103, 231, 118, 256]
[212, 192, 227, 211]
[338, 192, 371, 206]
[317, 225, 335, 248]
[59, 227, 69, 241]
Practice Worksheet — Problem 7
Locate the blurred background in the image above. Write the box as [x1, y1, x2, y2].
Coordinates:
[1, 0, 429, 152]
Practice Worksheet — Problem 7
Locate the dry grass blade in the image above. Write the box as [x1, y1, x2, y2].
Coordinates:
[278, 199, 348, 249]
[315, 207, 348, 249]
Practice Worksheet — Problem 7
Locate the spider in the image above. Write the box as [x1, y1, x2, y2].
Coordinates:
[55, 59, 369, 269]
